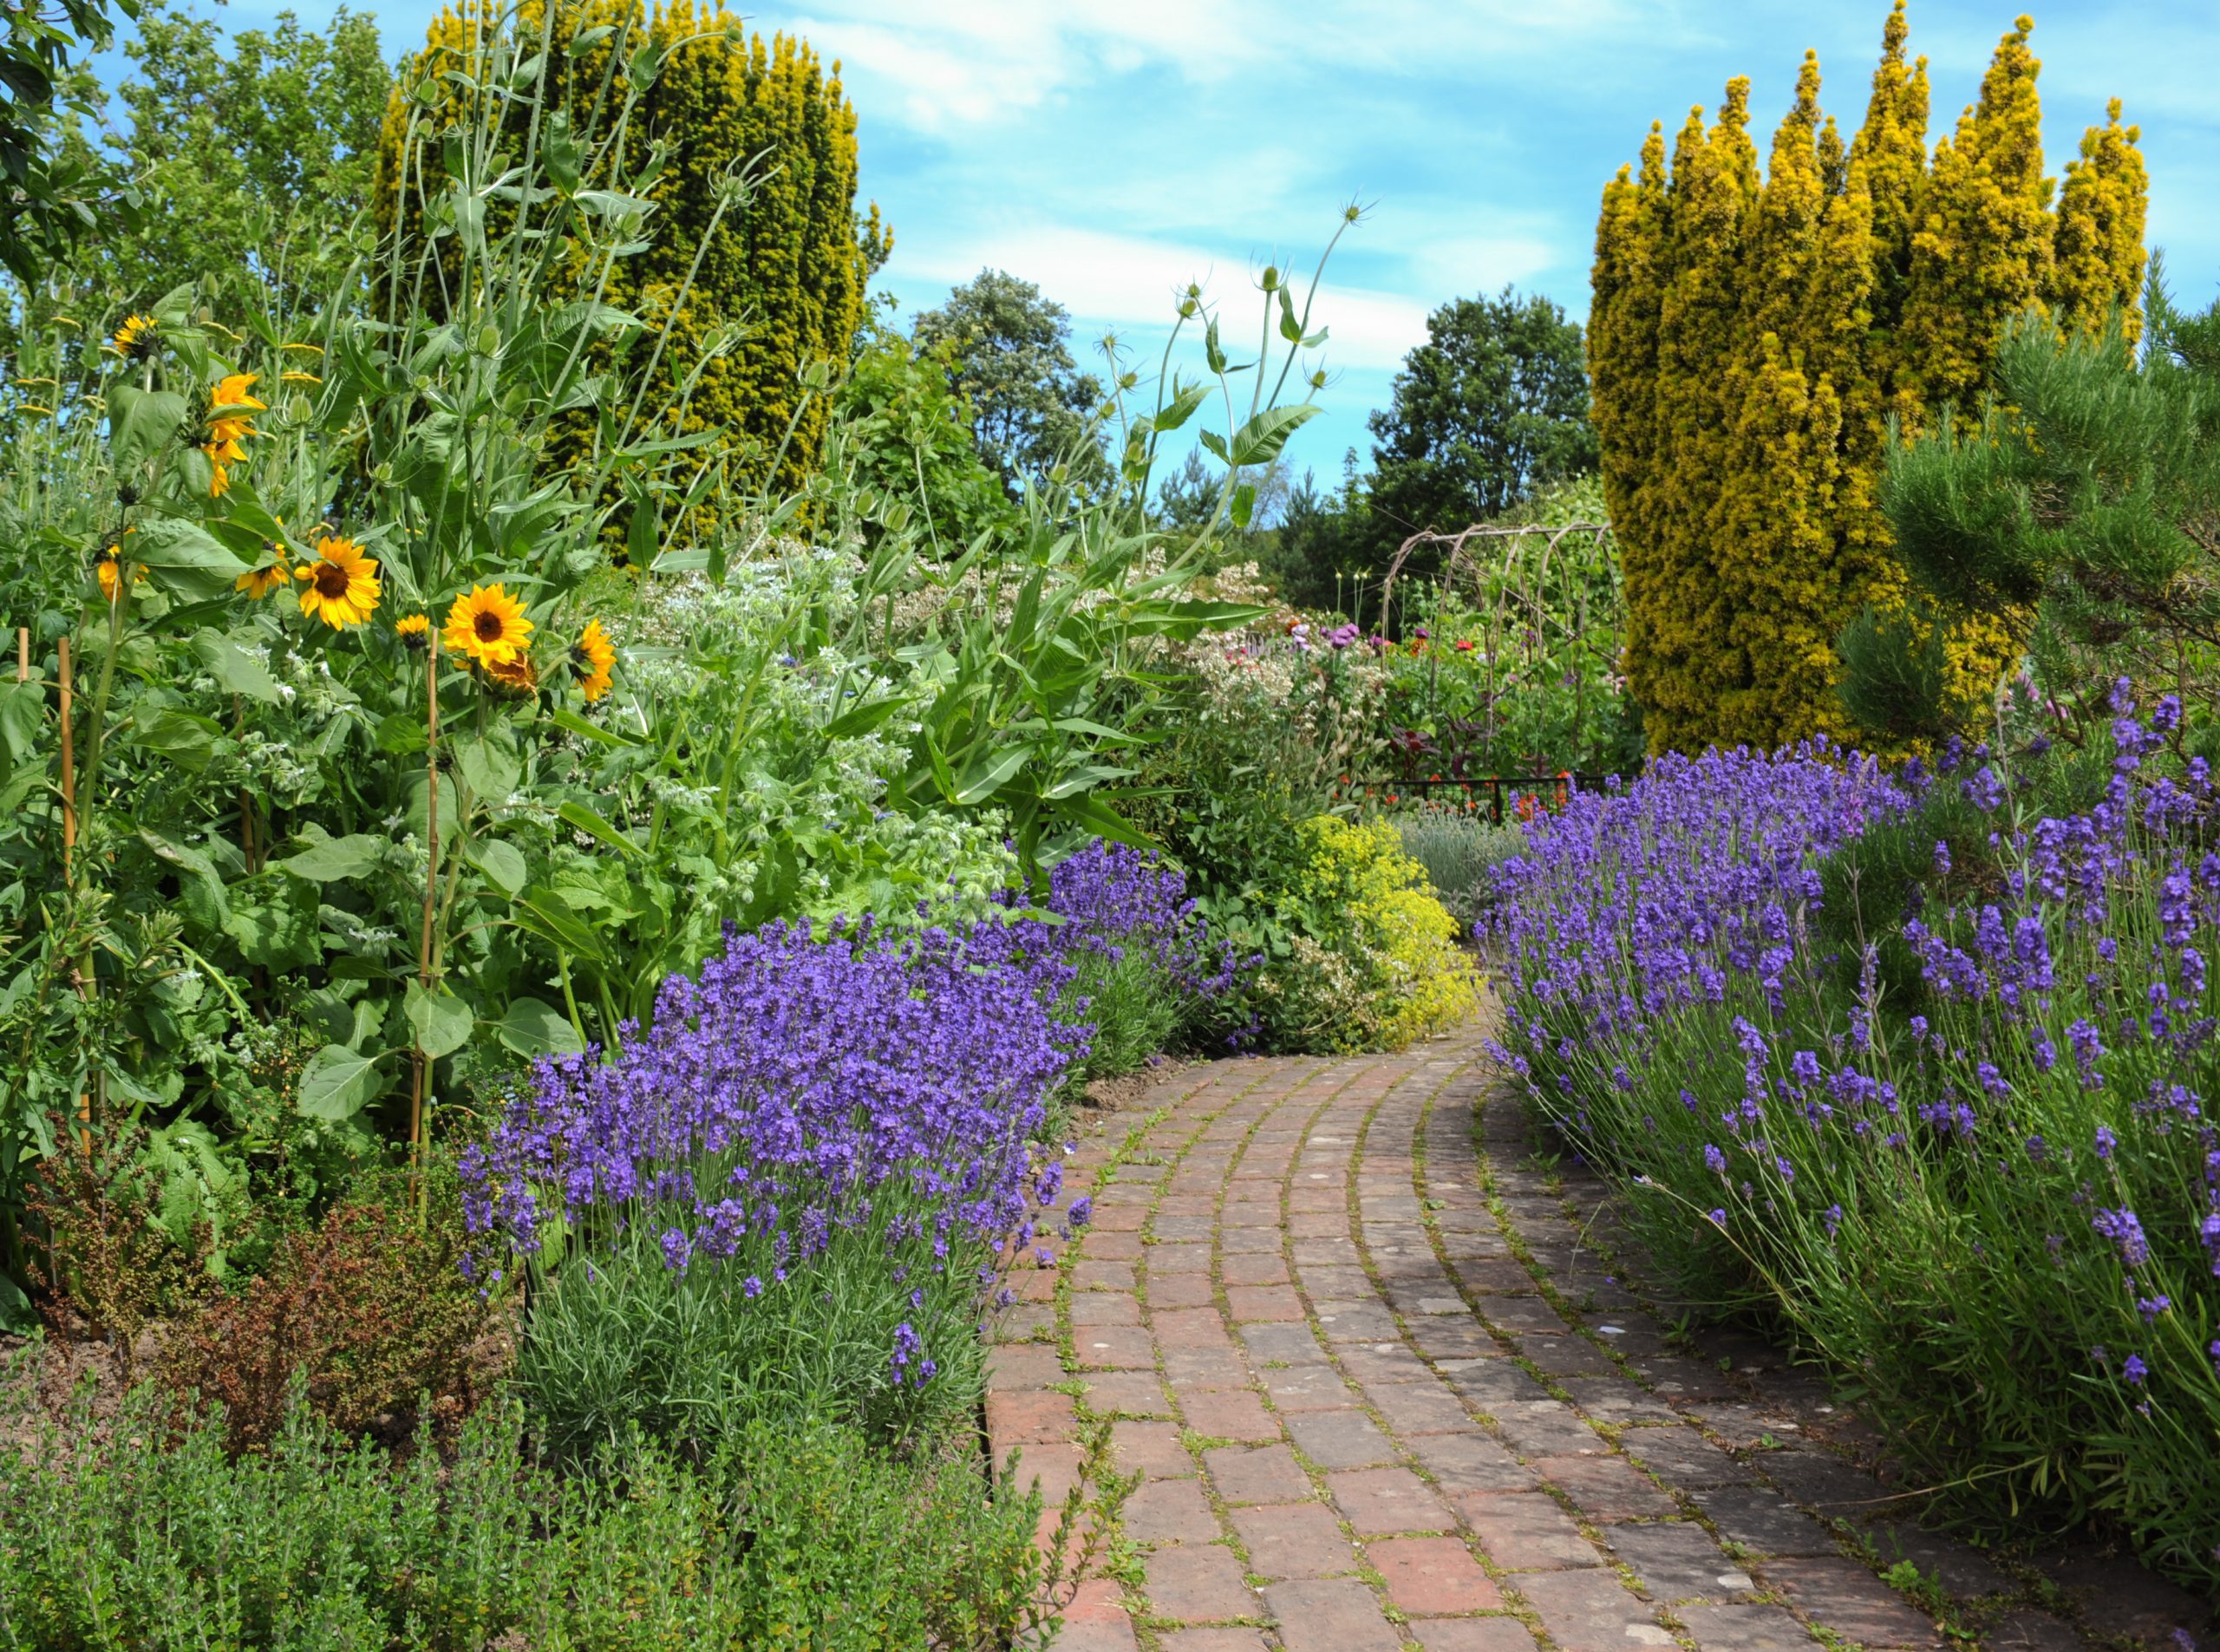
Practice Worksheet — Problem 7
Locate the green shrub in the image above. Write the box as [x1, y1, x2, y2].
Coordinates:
[1210, 814, 1477, 1055]
[1392, 808, 1527, 928]
[0, 1386, 1066, 1651]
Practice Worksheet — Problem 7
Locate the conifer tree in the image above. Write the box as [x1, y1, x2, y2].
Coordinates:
[2050, 100, 2149, 342]
[1629, 87, 1759, 751]
[1897, 16, 2054, 417]
[1587, 124, 1668, 702]
[1590, 6, 2147, 754]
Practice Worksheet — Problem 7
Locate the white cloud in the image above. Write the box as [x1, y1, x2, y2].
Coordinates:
[794, 0, 1642, 133]
[790, 0, 1263, 132]
[890, 223, 1435, 372]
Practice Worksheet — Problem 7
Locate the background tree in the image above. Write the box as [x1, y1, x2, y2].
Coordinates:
[0, 0, 133, 284]
[1590, 3, 2148, 755]
[378, 0, 887, 500]
[911, 269, 1103, 494]
[822, 304, 1015, 552]
[1254, 454, 1374, 617]
[1154, 447, 1290, 535]
[1365, 287, 1595, 582]
[62, 0, 387, 316]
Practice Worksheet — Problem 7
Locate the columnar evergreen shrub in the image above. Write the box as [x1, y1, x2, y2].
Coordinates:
[1590, 5, 2147, 754]
[375, 0, 885, 500]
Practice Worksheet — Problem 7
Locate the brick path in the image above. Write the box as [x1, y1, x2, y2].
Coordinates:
[989, 1014, 2204, 1652]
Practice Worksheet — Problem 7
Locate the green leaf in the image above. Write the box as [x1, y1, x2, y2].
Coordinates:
[473, 839, 528, 897]
[740, 840, 801, 929]
[1277, 285, 1304, 343]
[375, 712, 428, 755]
[556, 801, 642, 858]
[130, 518, 252, 602]
[1226, 403, 1320, 469]
[1197, 429, 1230, 465]
[1204, 317, 1227, 375]
[107, 383, 188, 469]
[131, 708, 221, 771]
[0, 679, 44, 766]
[1151, 382, 1211, 436]
[953, 743, 1034, 806]
[574, 188, 656, 221]
[1043, 763, 1136, 800]
[514, 888, 607, 963]
[498, 996, 584, 1057]
[822, 695, 908, 740]
[297, 1044, 380, 1121]
[405, 982, 474, 1060]
[275, 833, 383, 882]
[457, 732, 523, 801]
[1231, 482, 1257, 531]
[547, 706, 642, 748]
[135, 826, 218, 882]
[922, 730, 959, 804]
[190, 629, 281, 702]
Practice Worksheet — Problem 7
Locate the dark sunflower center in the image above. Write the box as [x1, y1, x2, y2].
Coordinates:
[475, 611, 506, 642]
[316, 563, 350, 597]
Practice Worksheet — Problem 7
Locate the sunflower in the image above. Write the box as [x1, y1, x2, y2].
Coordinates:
[395, 613, 430, 649]
[567, 618, 616, 702]
[482, 651, 539, 700]
[93, 534, 145, 603]
[441, 584, 533, 669]
[296, 535, 381, 629]
[109, 315, 160, 362]
[237, 541, 293, 598]
[201, 372, 266, 498]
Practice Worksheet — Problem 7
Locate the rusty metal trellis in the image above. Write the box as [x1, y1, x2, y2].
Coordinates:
[1369, 519, 1618, 768]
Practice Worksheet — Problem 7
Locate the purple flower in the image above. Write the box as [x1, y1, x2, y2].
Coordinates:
[2093, 1206, 2150, 1267]
[1066, 1195, 1093, 1228]
[2122, 1354, 2148, 1386]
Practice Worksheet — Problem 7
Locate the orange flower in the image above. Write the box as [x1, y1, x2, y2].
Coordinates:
[482, 651, 539, 700]
[202, 372, 265, 497]
[566, 618, 615, 702]
[296, 535, 381, 629]
[441, 584, 533, 669]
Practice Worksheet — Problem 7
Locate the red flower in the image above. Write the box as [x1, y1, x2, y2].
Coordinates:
[1454, 639, 1474, 653]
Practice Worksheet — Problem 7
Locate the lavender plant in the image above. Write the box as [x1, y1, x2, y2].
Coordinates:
[1488, 722, 2220, 1587]
[1015, 839, 1244, 1083]
[466, 839, 1236, 1459]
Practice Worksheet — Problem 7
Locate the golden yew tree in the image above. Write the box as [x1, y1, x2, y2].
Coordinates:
[376, 0, 885, 502]
[1590, 4, 2147, 754]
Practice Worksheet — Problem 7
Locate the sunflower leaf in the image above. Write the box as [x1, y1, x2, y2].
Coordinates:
[297, 1045, 381, 1121]
[498, 996, 584, 1057]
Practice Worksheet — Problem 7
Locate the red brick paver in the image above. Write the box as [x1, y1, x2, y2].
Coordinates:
[989, 1014, 2040, 1652]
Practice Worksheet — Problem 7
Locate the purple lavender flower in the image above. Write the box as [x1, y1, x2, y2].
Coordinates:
[2123, 1354, 2149, 1385]
[2093, 1206, 2151, 1266]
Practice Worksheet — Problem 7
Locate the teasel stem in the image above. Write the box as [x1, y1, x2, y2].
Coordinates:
[412, 630, 441, 1221]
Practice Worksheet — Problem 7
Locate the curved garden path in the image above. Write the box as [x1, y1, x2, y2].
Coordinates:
[993, 1009, 2210, 1652]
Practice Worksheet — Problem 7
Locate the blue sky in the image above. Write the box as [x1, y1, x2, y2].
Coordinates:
[125, 0, 2220, 488]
